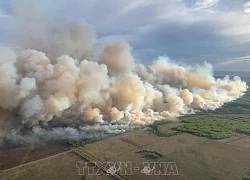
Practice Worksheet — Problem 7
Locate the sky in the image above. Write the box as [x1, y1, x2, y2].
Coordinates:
[0, 0, 250, 71]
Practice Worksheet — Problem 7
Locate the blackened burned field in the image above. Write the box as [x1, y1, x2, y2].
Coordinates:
[0, 141, 70, 170]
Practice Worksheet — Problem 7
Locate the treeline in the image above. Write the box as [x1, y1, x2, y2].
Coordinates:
[150, 124, 180, 137]
[68, 138, 102, 147]
[175, 115, 250, 139]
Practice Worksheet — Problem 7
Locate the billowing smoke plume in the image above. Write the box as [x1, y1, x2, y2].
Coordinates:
[0, 21, 248, 143]
[17, 22, 96, 64]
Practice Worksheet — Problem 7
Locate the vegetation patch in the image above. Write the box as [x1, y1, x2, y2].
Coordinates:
[242, 172, 250, 180]
[136, 150, 163, 159]
[68, 138, 102, 147]
[175, 115, 250, 139]
[150, 123, 180, 137]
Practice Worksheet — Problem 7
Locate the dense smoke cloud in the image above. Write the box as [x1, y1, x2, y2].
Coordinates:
[0, 20, 248, 143]
[17, 21, 96, 64]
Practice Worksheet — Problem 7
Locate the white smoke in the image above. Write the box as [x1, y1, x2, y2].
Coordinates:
[0, 21, 248, 143]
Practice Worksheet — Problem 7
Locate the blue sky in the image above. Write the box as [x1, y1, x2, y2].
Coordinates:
[0, 0, 250, 71]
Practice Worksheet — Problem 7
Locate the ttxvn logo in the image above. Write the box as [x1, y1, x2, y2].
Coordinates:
[76, 161, 179, 176]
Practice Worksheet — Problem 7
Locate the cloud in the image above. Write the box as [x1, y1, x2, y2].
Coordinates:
[244, 1, 250, 13]
[216, 55, 250, 65]
[0, 9, 9, 18]
[119, 0, 153, 15]
[215, 55, 250, 71]
[195, 0, 219, 9]
[1, 0, 250, 71]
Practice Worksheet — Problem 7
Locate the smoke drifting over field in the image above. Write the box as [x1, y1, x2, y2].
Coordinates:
[0, 21, 248, 143]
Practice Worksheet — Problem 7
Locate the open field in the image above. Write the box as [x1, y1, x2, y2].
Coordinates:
[1, 130, 250, 180]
